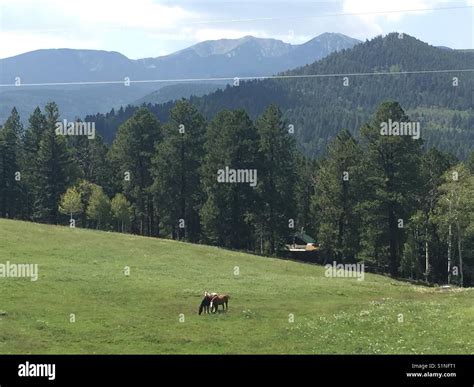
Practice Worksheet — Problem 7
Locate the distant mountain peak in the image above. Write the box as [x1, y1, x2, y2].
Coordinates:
[165, 33, 360, 60]
[0, 32, 362, 125]
[170, 35, 293, 58]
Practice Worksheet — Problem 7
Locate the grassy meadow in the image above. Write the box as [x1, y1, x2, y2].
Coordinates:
[0, 219, 472, 354]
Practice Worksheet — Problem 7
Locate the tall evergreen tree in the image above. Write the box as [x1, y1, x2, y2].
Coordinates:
[22, 107, 46, 218]
[33, 102, 74, 223]
[359, 101, 423, 276]
[109, 107, 161, 236]
[255, 104, 297, 255]
[23, 107, 46, 155]
[151, 100, 206, 242]
[201, 109, 259, 249]
[0, 108, 24, 218]
[313, 130, 363, 263]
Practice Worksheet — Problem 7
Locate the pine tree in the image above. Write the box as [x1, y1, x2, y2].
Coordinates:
[33, 102, 74, 223]
[23, 107, 46, 155]
[0, 107, 24, 218]
[255, 104, 297, 255]
[22, 107, 46, 218]
[359, 101, 423, 276]
[109, 107, 161, 236]
[151, 100, 206, 242]
[201, 109, 259, 249]
[313, 130, 363, 263]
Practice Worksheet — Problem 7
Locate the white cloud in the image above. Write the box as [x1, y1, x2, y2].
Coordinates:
[0, 0, 472, 57]
[343, 0, 436, 18]
[341, 0, 440, 37]
[1, 0, 198, 30]
[0, 0, 201, 57]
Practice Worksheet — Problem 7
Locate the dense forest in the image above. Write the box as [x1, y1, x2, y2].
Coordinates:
[86, 34, 474, 159]
[1, 99, 473, 286]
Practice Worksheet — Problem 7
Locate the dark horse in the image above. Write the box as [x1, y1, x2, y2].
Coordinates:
[198, 294, 212, 315]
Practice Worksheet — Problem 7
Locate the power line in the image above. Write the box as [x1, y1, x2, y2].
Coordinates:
[1, 68, 472, 88]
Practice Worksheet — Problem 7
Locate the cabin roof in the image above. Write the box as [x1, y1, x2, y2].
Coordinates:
[292, 232, 316, 244]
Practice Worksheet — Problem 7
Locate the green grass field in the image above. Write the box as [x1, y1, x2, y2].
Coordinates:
[0, 218, 472, 354]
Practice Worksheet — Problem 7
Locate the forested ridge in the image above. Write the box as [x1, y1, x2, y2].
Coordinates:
[87, 33, 473, 159]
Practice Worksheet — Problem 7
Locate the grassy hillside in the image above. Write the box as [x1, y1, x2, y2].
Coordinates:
[0, 219, 472, 354]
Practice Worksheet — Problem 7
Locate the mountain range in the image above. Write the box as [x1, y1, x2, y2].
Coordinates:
[0, 33, 360, 123]
[85, 33, 473, 159]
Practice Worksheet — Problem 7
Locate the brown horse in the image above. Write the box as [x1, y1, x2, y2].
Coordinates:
[210, 294, 230, 313]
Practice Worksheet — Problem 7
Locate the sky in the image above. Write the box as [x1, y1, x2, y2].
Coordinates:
[0, 0, 472, 59]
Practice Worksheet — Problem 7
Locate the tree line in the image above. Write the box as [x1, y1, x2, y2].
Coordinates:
[0, 100, 473, 286]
